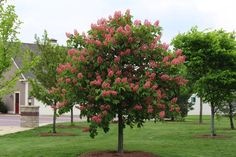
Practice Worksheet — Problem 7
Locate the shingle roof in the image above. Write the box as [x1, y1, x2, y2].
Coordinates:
[14, 43, 40, 79]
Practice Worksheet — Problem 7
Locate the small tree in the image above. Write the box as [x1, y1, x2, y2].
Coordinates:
[30, 31, 67, 133]
[218, 97, 236, 130]
[57, 10, 187, 153]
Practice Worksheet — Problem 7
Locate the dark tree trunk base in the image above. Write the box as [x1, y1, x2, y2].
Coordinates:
[118, 109, 123, 153]
[199, 97, 203, 124]
[52, 108, 57, 133]
[210, 103, 216, 136]
[229, 103, 235, 130]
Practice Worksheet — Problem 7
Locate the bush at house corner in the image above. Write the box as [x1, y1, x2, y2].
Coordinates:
[0, 100, 8, 114]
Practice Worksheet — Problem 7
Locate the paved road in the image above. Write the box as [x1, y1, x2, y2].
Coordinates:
[0, 114, 83, 126]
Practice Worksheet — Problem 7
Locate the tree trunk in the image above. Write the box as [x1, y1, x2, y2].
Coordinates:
[71, 107, 74, 126]
[229, 102, 235, 130]
[210, 103, 216, 136]
[52, 107, 57, 133]
[199, 97, 203, 124]
[117, 107, 123, 154]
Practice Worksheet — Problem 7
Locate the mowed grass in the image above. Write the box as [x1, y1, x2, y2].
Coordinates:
[0, 116, 236, 157]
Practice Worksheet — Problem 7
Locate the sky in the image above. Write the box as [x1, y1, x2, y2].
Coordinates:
[8, 0, 236, 45]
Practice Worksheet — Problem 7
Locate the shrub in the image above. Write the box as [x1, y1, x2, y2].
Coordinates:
[0, 100, 8, 113]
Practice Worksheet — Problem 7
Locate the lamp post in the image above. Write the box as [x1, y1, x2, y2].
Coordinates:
[28, 97, 32, 106]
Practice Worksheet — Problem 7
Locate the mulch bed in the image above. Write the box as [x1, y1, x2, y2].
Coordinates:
[79, 151, 160, 157]
[57, 125, 82, 129]
[39, 132, 77, 137]
[193, 134, 231, 139]
[82, 127, 90, 132]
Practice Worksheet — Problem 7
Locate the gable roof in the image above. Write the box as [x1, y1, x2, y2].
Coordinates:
[14, 43, 40, 79]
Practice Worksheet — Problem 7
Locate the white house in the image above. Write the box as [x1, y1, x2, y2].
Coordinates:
[188, 94, 211, 115]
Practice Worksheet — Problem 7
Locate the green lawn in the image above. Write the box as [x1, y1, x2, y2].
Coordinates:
[0, 116, 236, 157]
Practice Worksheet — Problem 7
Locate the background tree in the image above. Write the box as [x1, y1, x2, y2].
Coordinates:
[217, 93, 236, 129]
[30, 31, 67, 133]
[172, 27, 208, 124]
[57, 10, 187, 153]
[172, 28, 236, 136]
[0, 0, 21, 96]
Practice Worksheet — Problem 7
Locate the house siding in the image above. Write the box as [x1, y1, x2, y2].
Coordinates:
[188, 96, 211, 115]
[2, 63, 27, 113]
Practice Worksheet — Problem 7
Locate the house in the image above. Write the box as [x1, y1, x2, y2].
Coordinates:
[188, 94, 211, 115]
[2, 43, 80, 115]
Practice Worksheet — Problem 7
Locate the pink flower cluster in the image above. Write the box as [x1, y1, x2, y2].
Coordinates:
[173, 76, 188, 86]
[114, 11, 122, 19]
[130, 83, 139, 92]
[77, 73, 83, 79]
[97, 56, 103, 64]
[171, 56, 186, 65]
[66, 32, 72, 38]
[162, 55, 172, 63]
[56, 63, 72, 74]
[169, 105, 175, 112]
[157, 89, 165, 100]
[119, 49, 131, 56]
[102, 90, 117, 97]
[160, 74, 172, 81]
[90, 75, 103, 86]
[102, 82, 110, 89]
[68, 49, 78, 56]
[91, 115, 102, 124]
[175, 49, 182, 56]
[176, 107, 180, 113]
[159, 111, 165, 119]
[116, 25, 131, 36]
[65, 78, 71, 83]
[51, 101, 68, 109]
[114, 56, 120, 63]
[143, 80, 151, 89]
[171, 97, 178, 104]
[162, 42, 169, 50]
[149, 60, 157, 68]
[144, 19, 151, 26]
[133, 104, 142, 111]
[134, 19, 141, 26]
[116, 70, 122, 76]
[108, 69, 114, 77]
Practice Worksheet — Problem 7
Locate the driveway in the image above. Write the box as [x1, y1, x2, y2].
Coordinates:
[0, 114, 83, 126]
[0, 114, 84, 135]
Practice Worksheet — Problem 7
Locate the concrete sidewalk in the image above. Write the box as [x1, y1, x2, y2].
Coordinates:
[0, 126, 32, 135]
[0, 114, 84, 136]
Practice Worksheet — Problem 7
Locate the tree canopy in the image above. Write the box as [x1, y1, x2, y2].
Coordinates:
[172, 27, 236, 135]
[56, 10, 187, 153]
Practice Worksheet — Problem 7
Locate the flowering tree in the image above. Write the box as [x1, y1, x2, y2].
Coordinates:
[57, 10, 187, 153]
[30, 31, 67, 133]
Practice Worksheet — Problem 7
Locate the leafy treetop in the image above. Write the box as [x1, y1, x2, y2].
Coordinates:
[56, 10, 187, 138]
